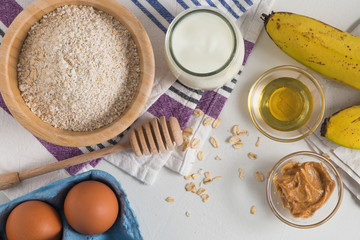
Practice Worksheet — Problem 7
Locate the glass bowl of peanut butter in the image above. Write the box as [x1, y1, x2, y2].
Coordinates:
[266, 151, 343, 228]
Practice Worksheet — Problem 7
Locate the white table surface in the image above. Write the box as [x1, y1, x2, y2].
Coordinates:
[1, 0, 360, 239]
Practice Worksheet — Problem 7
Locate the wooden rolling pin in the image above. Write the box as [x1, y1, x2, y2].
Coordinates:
[0, 116, 183, 190]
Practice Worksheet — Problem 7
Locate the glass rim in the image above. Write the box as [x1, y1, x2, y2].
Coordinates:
[168, 7, 237, 77]
[247, 65, 326, 142]
[266, 151, 343, 229]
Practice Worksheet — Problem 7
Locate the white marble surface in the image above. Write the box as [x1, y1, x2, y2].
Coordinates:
[1, 0, 360, 239]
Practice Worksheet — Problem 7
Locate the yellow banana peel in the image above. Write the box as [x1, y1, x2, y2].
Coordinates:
[321, 105, 360, 149]
[262, 12, 360, 90]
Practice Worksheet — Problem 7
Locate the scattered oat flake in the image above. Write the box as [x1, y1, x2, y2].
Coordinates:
[203, 117, 213, 126]
[191, 173, 201, 179]
[255, 137, 262, 147]
[185, 211, 191, 217]
[204, 171, 211, 178]
[212, 118, 221, 128]
[250, 205, 256, 214]
[238, 130, 249, 136]
[212, 176, 222, 181]
[184, 174, 192, 180]
[197, 151, 204, 161]
[190, 138, 201, 149]
[203, 178, 213, 185]
[232, 125, 241, 136]
[182, 138, 190, 152]
[248, 152, 257, 160]
[185, 182, 196, 192]
[210, 136, 219, 148]
[201, 194, 210, 203]
[215, 156, 222, 160]
[322, 153, 330, 159]
[193, 108, 204, 116]
[232, 143, 244, 149]
[255, 171, 265, 182]
[166, 197, 175, 202]
[183, 127, 193, 137]
[196, 188, 206, 195]
[238, 168, 246, 179]
[228, 136, 241, 144]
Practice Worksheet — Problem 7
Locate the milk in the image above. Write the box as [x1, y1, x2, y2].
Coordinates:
[170, 11, 235, 74]
[165, 7, 244, 90]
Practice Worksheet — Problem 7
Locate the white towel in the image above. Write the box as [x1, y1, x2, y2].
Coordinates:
[0, 0, 274, 200]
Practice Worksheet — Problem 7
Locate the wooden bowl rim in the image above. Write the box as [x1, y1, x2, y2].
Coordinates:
[0, 0, 155, 147]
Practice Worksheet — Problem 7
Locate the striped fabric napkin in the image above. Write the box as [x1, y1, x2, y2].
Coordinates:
[0, 0, 274, 191]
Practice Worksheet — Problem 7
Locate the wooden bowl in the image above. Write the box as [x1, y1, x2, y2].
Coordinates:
[0, 0, 155, 147]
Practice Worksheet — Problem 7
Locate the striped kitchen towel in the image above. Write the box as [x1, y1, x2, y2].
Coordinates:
[0, 0, 274, 191]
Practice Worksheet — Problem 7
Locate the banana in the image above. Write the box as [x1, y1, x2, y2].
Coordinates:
[321, 105, 360, 149]
[262, 12, 360, 90]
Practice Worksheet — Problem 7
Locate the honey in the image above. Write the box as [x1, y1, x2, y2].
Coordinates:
[259, 77, 313, 131]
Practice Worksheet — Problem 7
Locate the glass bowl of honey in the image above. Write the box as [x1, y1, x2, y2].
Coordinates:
[248, 65, 325, 142]
[266, 151, 343, 228]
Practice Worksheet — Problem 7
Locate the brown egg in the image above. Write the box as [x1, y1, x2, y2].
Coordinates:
[6, 200, 62, 240]
[64, 180, 119, 235]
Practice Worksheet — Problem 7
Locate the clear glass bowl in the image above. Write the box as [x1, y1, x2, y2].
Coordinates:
[266, 151, 343, 228]
[164, 6, 244, 90]
[248, 65, 325, 142]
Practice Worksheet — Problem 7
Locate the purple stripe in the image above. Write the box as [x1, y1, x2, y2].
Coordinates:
[1, 94, 98, 175]
[243, 40, 255, 65]
[197, 91, 228, 119]
[89, 158, 102, 168]
[0, 94, 11, 114]
[147, 94, 194, 129]
[36, 138, 101, 175]
[0, 0, 23, 27]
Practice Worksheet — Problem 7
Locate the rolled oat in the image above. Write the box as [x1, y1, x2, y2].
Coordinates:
[203, 117, 213, 126]
[255, 137, 262, 147]
[210, 136, 219, 148]
[248, 152, 257, 160]
[254, 171, 265, 182]
[250, 205, 256, 214]
[18, 5, 140, 131]
[197, 151, 204, 161]
[212, 118, 221, 128]
[183, 127, 194, 137]
[232, 143, 244, 149]
[238, 168, 246, 179]
[193, 109, 204, 116]
[201, 194, 210, 203]
[190, 138, 201, 149]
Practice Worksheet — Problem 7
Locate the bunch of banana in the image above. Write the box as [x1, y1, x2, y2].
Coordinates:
[321, 106, 360, 149]
[262, 12, 360, 90]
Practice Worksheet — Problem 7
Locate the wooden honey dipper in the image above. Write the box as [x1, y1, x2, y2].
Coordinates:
[0, 116, 183, 190]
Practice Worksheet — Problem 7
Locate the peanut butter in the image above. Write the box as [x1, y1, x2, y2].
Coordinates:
[273, 161, 335, 218]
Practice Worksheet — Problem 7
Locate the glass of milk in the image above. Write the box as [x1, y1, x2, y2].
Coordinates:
[165, 6, 245, 90]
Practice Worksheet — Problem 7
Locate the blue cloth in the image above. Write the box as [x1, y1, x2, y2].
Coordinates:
[0, 170, 142, 240]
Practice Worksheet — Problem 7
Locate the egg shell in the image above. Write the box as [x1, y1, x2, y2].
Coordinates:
[64, 180, 119, 235]
[5, 200, 62, 240]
